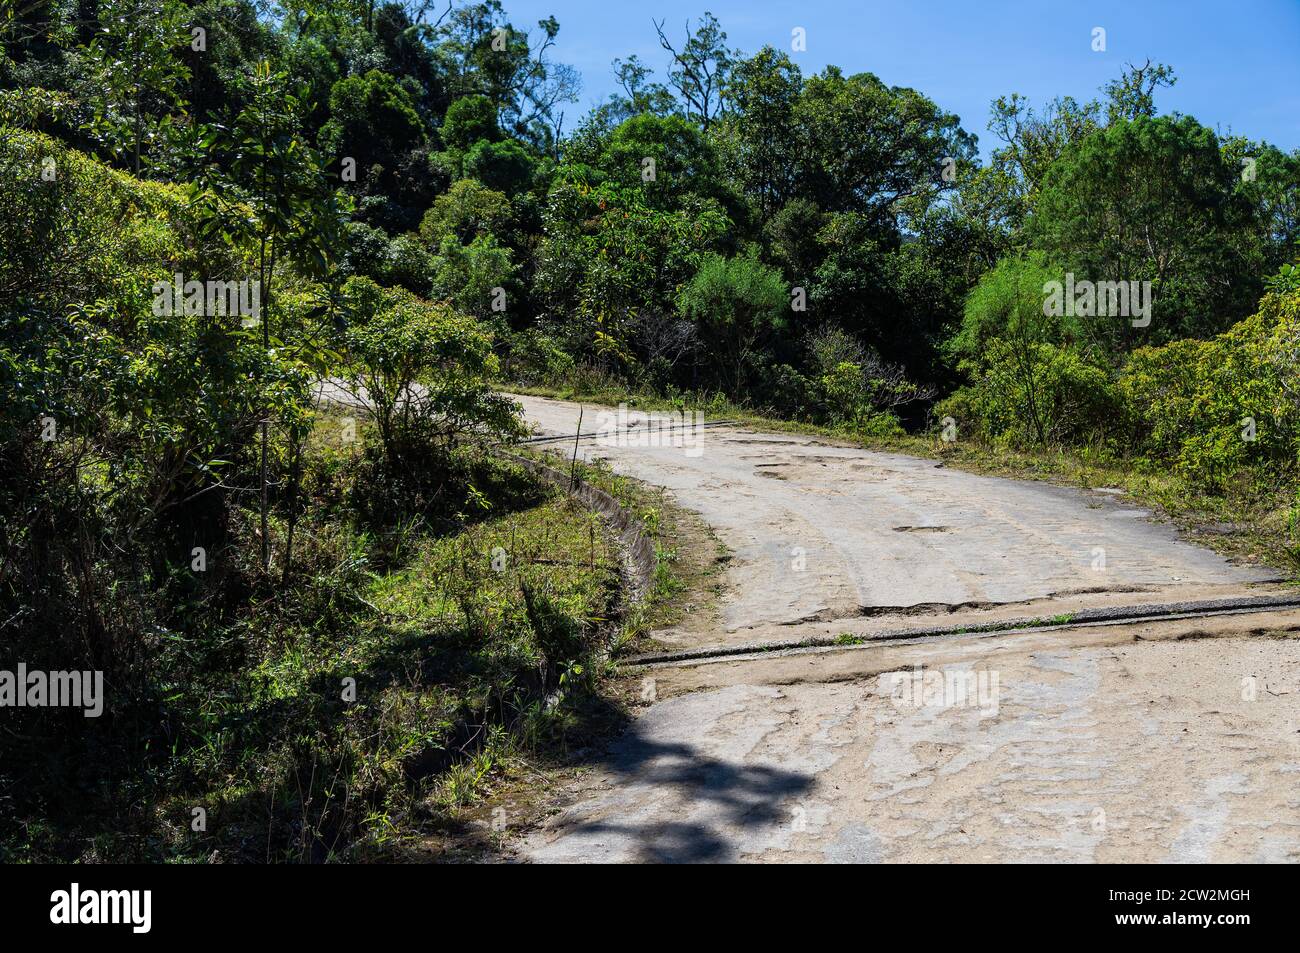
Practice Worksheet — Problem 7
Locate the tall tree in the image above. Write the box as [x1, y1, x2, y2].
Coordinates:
[793, 67, 974, 221]
[189, 61, 344, 572]
[1030, 115, 1257, 350]
[653, 12, 734, 131]
[721, 46, 801, 223]
[82, 0, 191, 175]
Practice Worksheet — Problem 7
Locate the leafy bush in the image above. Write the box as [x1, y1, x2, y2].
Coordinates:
[536, 179, 730, 370]
[948, 252, 1080, 363]
[430, 232, 519, 323]
[938, 341, 1127, 449]
[806, 324, 935, 426]
[676, 253, 787, 398]
[749, 361, 814, 418]
[333, 276, 522, 471]
[851, 410, 906, 438]
[1119, 290, 1299, 489]
[0, 130, 566, 861]
[503, 328, 577, 386]
[341, 222, 434, 295]
[944, 253, 1126, 447]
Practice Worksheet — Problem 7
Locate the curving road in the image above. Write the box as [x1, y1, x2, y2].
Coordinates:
[512, 394, 1300, 863]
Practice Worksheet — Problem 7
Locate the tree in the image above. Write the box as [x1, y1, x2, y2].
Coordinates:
[793, 68, 974, 220]
[763, 197, 826, 280]
[440, 93, 501, 150]
[419, 177, 512, 245]
[653, 12, 734, 130]
[597, 112, 731, 210]
[677, 254, 787, 397]
[463, 136, 534, 194]
[1225, 138, 1300, 271]
[607, 54, 676, 120]
[82, 0, 191, 175]
[429, 1, 579, 147]
[981, 62, 1174, 238]
[1030, 115, 1257, 350]
[986, 92, 1101, 226]
[189, 61, 344, 572]
[949, 255, 1097, 448]
[431, 232, 519, 323]
[320, 68, 427, 172]
[951, 253, 1081, 352]
[721, 46, 801, 222]
[1103, 60, 1176, 124]
[333, 275, 520, 469]
[536, 178, 729, 370]
[809, 210, 964, 383]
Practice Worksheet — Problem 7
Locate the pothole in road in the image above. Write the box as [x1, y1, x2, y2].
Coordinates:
[892, 525, 951, 533]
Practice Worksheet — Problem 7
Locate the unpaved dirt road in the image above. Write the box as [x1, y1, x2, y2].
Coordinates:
[510, 395, 1300, 863]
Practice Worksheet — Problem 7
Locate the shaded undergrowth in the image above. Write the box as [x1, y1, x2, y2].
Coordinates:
[1, 410, 639, 863]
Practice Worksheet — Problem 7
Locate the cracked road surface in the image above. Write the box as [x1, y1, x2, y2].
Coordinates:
[509, 394, 1300, 863]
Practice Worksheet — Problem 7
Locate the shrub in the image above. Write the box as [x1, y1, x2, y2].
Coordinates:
[333, 276, 522, 473]
[677, 254, 787, 399]
[938, 342, 1126, 449]
[797, 325, 934, 428]
[740, 361, 810, 418]
[1119, 290, 1299, 489]
[948, 252, 1082, 365]
[341, 222, 434, 295]
[504, 329, 577, 386]
[851, 410, 906, 438]
[430, 232, 519, 324]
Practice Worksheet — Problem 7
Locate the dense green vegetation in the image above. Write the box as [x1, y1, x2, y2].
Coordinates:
[2, 2, 1297, 860]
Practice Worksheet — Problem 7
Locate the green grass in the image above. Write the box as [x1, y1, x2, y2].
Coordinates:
[542, 451, 732, 654]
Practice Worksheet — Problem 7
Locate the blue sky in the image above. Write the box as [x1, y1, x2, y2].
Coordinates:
[501, 0, 1300, 157]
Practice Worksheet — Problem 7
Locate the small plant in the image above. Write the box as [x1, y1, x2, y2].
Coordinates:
[640, 506, 661, 535]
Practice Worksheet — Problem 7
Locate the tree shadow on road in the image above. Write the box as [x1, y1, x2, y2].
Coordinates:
[535, 720, 816, 863]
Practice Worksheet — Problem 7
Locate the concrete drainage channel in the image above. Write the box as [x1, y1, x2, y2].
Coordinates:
[625, 592, 1300, 668]
[497, 449, 658, 605]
